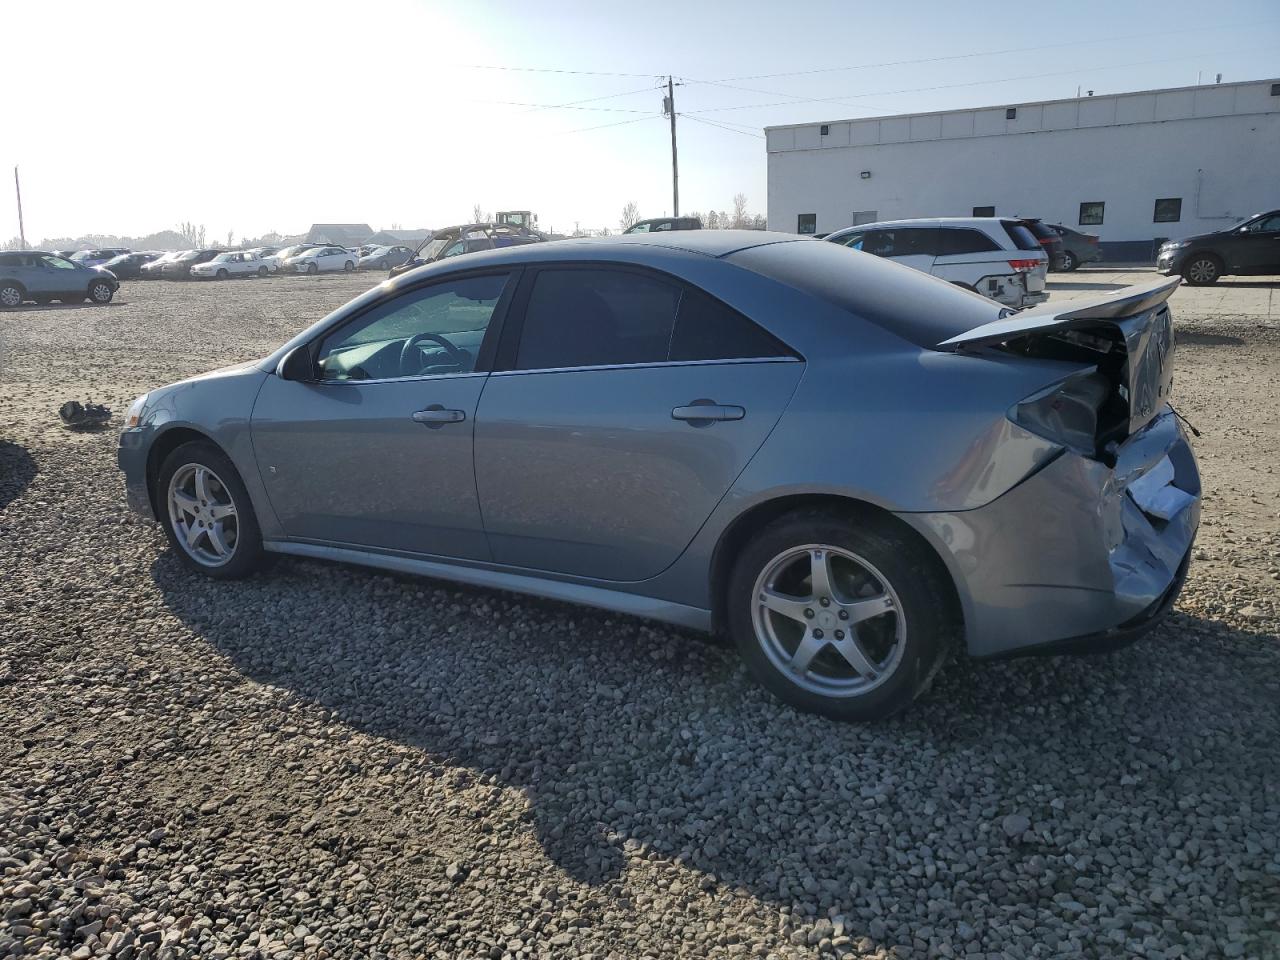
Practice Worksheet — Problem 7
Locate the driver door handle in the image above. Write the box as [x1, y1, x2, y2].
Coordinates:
[411, 407, 466, 425]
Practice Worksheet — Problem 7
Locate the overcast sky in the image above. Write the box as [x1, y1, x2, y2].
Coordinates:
[5, 0, 1277, 242]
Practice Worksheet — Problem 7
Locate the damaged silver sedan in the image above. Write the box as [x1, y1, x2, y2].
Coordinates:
[117, 232, 1199, 720]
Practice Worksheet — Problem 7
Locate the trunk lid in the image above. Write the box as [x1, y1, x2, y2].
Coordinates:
[937, 277, 1180, 438]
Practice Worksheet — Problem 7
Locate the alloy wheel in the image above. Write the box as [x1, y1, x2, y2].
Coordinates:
[0, 285, 21, 307]
[90, 282, 113, 302]
[1187, 258, 1218, 284]
[167, 463, 239, 567]
[751, 544, 905, 697]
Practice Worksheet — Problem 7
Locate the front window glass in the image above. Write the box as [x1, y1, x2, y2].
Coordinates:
[318, 274, 510, 381]
[1243, 214, 1280, 233]
[627, 222, 650, 233]
[42, 256, 78, 269]
[442, 241, 467, 258]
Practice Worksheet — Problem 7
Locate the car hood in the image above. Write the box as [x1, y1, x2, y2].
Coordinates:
[1166, 231, 1221, 245]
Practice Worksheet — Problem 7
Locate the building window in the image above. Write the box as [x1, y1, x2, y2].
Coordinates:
[820, 124, 830, 136]
[851, 210, 878, 226]
[1079, 202, 1105, 226]
[1154, 198, 1182, 223]
[797, 214, 817, 235]
[972, 205, 995, 217]
[1006, 108, 1016, 120]
[1272, 83, 1280, 96]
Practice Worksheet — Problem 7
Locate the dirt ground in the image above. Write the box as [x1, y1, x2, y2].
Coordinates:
[0, 269, 1277, 959]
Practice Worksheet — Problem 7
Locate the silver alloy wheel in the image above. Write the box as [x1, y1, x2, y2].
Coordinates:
[1187, 258, 1217, 283]
[751, 543, 906, 697]
[167, 463, 239, 567]
[90, 281, 112, 302]
[1061, 251, 1077, 271]
[0, 286, 21, 307]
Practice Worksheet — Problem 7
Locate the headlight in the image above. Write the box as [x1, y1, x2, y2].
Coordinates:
[124, 393, 149, 429]
[1162, 240, 1189, 250]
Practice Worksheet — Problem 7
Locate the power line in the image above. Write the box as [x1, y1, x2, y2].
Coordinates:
[683, 115, 765, 139]
[458, 63, 662, 79]
[702, 17, 1279, 83]
[468, 98, 654, 114]
[514, 84, 664, 115]
[555, 114, 660, 136]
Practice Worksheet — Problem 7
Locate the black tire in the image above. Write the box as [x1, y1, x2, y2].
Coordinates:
[88, 280, 114, 304]
[343, 260, 354, 272]
[1183, 254, 1222, 286]
[216, 268, 229, 280]
[156, 440, 266, 580]
[257, 266, 268, 277]
[727, 509, 956, 721]
[307, 262, 318, 275]
[0, 283, 24, 308]
[1060, 250, 1078, 271]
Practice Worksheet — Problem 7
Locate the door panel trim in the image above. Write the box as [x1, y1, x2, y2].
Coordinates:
[489, 356, 800, 378]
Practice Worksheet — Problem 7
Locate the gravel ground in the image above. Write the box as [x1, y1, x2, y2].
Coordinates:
[1, 273, 1278, 960]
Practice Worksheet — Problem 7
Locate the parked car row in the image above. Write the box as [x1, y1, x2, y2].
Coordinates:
[388, 224, 545, 279]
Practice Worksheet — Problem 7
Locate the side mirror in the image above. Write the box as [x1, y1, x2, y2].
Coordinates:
[277, 345, 316, 382]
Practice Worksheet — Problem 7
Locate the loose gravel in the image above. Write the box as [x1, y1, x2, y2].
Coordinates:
[1, 273, 1278, 959]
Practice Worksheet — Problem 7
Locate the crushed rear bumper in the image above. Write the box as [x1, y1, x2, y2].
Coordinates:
[899, 410, 1200, 658]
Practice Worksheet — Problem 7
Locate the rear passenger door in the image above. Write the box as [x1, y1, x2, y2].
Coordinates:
[855, 228, 935, 274]
[930, 227, 1004, 287]
[473, 266, 804, 582]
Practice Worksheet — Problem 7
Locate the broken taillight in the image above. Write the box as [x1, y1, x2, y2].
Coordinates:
[1007, 259, 1040, 272]
[1011, 372, 1111, 457]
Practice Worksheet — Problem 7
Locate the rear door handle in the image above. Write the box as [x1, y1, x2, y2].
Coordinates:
[411, 405, 466, 427]
[672, 401, 745, 424]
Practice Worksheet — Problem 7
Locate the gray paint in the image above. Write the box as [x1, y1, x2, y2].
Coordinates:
[117, 230, 1201, 658]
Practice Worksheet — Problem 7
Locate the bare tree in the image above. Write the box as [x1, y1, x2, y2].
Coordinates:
[1, 236, 25, 251]
[704, 210, 719, 230]
[731, 193, 749, 229]
[619, 201, 641, 232]
[226, 229, 235, 249]
[178, 222, 206, 248]
[472, 204, 488, 224]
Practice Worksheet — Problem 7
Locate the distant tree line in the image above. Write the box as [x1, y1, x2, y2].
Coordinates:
[619, 192, 767, 233]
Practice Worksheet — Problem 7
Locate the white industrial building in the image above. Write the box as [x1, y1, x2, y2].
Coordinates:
[766, 78, 1280, 261]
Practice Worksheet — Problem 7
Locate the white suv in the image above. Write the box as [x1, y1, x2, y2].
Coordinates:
[825, 217, 1049, 309]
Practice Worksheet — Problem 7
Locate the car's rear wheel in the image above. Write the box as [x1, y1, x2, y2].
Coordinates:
[0, 283, 23, 308]
[727, 510, 954, 720]
[157, 441, 265, 579]
[89, 280, 114, 303]
[1183, 254, 1221, 286]
[1060, 250, 1078, 271]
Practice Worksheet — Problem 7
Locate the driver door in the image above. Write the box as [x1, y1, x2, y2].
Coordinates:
[250, 270, 515, 560]
[1232, 213, 1280, 273]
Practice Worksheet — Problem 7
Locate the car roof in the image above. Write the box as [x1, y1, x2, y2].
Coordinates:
[830, 217, 1016, 233]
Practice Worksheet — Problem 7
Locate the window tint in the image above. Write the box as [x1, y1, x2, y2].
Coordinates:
[1000, 221, 1040, 251]
[936, 228, 1001, 256]
[669, 288, 790, 362]
[318, 274, 509, 381]
[1244, 214, 1280, 233]
[861, 228, 935, 258]
[1079, 202, 1105, 226]
[42, 256, 77, 270]
[515, 269, 680, 370]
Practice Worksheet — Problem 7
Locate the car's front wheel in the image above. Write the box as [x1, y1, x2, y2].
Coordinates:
[1183, 254, 1221, 286]
[89, 280, 114, 303]
[727, 509, 954, 720]
[257, 266, 268, 277]
[343, 260, 354, 272]
[307, 262, 318, 275]
[157, 441, 266, 579]
[216, 268, 229, 280]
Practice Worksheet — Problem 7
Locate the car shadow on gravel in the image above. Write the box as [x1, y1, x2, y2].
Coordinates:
[0, 439, 37, 510]
[151, 552, 1280, 923]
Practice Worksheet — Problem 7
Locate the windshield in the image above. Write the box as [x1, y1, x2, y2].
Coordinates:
[366, 246, 390, 256]
[71, 251, 95, 261]
[417, 238, 449, 261]
[178, 250, 203, 261]
[212, 253, 233, 262]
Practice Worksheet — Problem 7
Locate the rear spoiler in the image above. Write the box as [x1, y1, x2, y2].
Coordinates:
[937, 277, 1181, 350]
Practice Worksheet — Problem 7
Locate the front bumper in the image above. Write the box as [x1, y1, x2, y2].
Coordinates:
[901, 410, 1200, 658]
[118, 428, 155, 520]
[1156, 248, 1187, 275]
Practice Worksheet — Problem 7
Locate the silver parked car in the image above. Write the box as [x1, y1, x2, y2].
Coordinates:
[0, 251, 119, 306]
[117, 232, 1199, 719]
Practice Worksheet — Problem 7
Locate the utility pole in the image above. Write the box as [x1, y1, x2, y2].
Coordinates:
[14, 167, 26, 250]
[664, 77, 679, 217]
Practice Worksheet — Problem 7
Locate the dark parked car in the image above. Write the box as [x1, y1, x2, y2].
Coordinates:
[1157, 209, 1280, 285]
[71, 248, 131, 268]
[101, 251, 162, 280]
[0, 251, 119, 307]
[389, 224, 543, 278]
[357, 245, 415, 271]
[625, 217, 703, 234]
[1048, 225, 1102, 271]
[1018, 219, 1065, 271]
[160, 249, 220, 280]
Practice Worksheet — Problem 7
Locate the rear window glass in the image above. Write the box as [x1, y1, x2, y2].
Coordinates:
[728, 239, 1001, 350]
[937, 228, 1001, 256]
[669, 288, 792, 362]
[1000, 221, 1040, 251]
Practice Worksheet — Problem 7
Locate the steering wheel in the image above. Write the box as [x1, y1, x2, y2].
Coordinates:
[399, 332, 468, 376]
